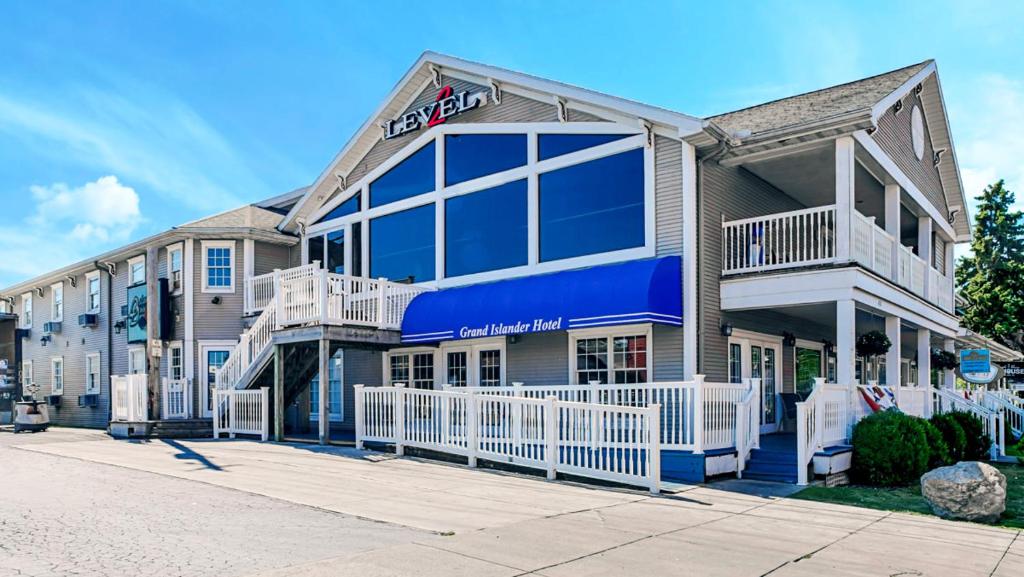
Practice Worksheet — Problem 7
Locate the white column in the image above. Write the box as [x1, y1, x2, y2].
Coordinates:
[835, 137, 856, 262]
[917, 327, 932, 417]
[836, 300, 857, 388]
[943, 338, 956, 390]
[682, 142, 698, 380]
[884, 184, 901, 281]
[918, 216, 932, 300]
[885, 316, 902, 392]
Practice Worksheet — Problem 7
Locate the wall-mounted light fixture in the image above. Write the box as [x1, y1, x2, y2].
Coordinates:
[211, 296, 221, 305]
[113, 320, 126, 335]
[720, 323, 733, 337]
[39, 335, 51, 347]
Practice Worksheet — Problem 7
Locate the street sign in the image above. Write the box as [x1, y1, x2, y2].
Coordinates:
[1004, 361, 1024, 385]
[960, 349, 991, 374]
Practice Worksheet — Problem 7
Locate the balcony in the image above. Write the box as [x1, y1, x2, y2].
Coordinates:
[722, 206, 953, 312]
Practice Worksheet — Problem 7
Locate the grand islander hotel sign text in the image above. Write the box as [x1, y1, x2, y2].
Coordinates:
[459, 318, 563, 339]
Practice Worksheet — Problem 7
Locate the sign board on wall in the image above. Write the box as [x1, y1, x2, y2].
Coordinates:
[383, 85, 486, 140]
[1005, 362, 1024, 385]
[126, 284, 147, 344]
[960, 349, 991, 374]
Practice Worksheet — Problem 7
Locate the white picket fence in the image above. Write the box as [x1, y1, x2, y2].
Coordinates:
[984, 390, 1024, 439]
[445, 377, 754, 453]
[111, 374, 148, 422]
[161, 378, 191, 419]
[212, 387, 270, 440]
[796, 379, 850, 485]
[355, 384, 662, 493]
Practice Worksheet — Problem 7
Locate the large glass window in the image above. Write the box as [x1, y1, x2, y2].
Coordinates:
[307, 235, 325, 267]
[370, 141, 435, 208]
[539, 148, 645, 262]
[326, 230, 345, 274]
[574, 332, 648, 384]
[445, 179, 528, 277]
[478, 350, 502, 387]
[444, 134, 527, 186]
[316, 192, 361, 225]
[538, 133, 632, 161]
[575, 338, 608, 384]
[795, 347, 822, 394]
[204, 245, 233, 290]
[351, 222, 363, 276]
[446, 351, 468, 387]
[370, 204, 435, 282]
[611, 335, 647, 384]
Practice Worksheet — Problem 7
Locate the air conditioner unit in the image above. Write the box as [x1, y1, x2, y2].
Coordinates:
[78, 394, 99, 408]
[78, 313, 98, 327]
[42, 321, 61, 334]
[45, 395, 62, 407]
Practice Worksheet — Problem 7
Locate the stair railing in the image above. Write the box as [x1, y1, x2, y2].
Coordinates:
[934, 388, 1004, 460]
[734, 378, 760, 478]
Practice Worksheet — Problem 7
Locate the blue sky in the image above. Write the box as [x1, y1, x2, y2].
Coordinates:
[0, 0, 1021, 287]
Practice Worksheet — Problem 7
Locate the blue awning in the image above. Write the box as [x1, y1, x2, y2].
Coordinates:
[401, 256, 681, 343]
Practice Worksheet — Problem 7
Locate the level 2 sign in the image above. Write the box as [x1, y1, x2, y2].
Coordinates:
[383, 85, 486, 140]
[960, 348, 991, 374]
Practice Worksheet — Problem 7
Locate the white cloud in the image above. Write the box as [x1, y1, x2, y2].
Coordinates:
[948, 74, 1024, 211]
[0, 176, 143, 285]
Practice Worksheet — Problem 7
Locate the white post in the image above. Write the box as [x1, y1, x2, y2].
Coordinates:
[917, 327, 932, 417]
[354, 384, 365, 450]
[272, 269, 282, 329]
[318, 337, 329, 445]
[649, 403, 662, 495]
[212, 389, 220, 439]
[835, 136, 856, 262]
[376, 278, 387, 329]
[885, 315, 902, 406]
[466, 390, 477, 467]
[918, 216, 933, 300]
[319, 269, 329, 324]
[750, 377, 761, 449]
[394, 383, 406, 456]
[544, 395, 557, 480]
[885, 183, 901, 281]
[814, 377, 826, 451]
[692, 374, 705, 454]
[996, 413, 1005, 459]
[796, 402, 809, 485]
[943, 338, 956, 390]
[260, 387, 270, 442]
[836, 300, 857, 389]
[228, 390, 236, 439]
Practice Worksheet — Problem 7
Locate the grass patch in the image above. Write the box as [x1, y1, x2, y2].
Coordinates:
[792, 463, 1024, 529]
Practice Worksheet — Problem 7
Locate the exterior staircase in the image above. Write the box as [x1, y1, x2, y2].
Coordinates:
[741, 434, 801, 483]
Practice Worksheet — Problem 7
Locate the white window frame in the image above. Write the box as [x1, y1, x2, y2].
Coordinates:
[127, 345, 146, 375]
[85, 352, 101, 394]
[438, 337, 507, 387]
[128, 255, 146, 285]
[20, 292, 32, 329]
[383, 347, 438, 389]
[199, 340, 236, 418]
[310, 348, 345, 423]
[50, 282, 63, 323]
[567, 324, 653, 385]
[22, 360, 32, 388]
[167, 341, 183, 381]
[201, 240, 236, 294]
[166, 243, 184, 296]
[86, 271, 101, 313]
[51, 357, 64, 396]
[304, 122, 654, 289]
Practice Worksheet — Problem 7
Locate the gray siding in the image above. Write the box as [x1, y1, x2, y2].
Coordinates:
[872, 93, 947, 215]
[701, 163, 805, 382]
[342, 347, 382, 427]
[655, 136, 683, 256]
[652, 325, 684, 381]
[507, 332, 569, 386]
[254, 242, 291, 276]
[191, 241, 245, 342]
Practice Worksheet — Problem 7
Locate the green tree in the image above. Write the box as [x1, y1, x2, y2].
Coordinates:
[956, 180, 1024, 350]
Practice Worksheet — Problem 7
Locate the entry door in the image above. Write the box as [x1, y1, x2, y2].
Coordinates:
[200, 348, 231, 418]
[748, 344, 781, 434]
[439, 342, 505, 387]
[310, 349, 344, 422]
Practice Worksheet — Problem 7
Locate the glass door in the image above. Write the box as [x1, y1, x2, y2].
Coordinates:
[761, 346, 778, 433]
[730, 335, 782, 434]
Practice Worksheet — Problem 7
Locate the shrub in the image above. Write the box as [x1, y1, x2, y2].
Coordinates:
[930, 413, 968, 462]
[948, 411, 992, 461]
[851, 411, 930, 486]
[922, 420, 951, 469]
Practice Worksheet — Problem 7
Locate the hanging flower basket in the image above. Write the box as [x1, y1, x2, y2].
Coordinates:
[856, 330, 892, 358]
[931, 349, 958, 371]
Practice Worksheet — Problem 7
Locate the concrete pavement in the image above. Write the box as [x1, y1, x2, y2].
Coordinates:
[9, 428, 1023, 576]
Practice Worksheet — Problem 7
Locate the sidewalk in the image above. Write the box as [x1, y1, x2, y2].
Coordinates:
[17, 429, 1024, 576]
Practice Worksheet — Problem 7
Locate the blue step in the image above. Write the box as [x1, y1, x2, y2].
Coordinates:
[742, 470, 799, 483]
[744, 460, 798, 476]
[748, 450, 798, 464]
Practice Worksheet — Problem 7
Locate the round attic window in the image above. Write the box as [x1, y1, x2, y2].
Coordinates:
[911, 105, 925, 160]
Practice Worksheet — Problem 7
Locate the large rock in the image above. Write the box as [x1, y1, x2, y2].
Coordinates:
[920, 462, 1007, 523]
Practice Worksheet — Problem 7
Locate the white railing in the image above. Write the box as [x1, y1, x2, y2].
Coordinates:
[934, 388, 1003, 460]
[898, 245, 927, 298]
[244, 262, 320, 314]
[355, 384, 661, 494]
[111, 374, 148, 422]
[722, 205, 836, 274]
[852, 211, 895, 281]
[734, 381, 759, 478]
[982, 391, 1023, 440]
[161, 378, 191, 420]
[796, 379, 850, 485]
[212, 387, 270, 440]
[216, 295, 278, 390]
[446, 377, 751, 453]
[928, 267, 954, 312]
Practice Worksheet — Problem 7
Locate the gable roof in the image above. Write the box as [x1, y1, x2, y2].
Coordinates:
[709, 61, 931, 138]
[280, 51, 705, 233]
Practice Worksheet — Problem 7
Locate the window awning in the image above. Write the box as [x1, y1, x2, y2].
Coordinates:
[401, 256, 681, 343]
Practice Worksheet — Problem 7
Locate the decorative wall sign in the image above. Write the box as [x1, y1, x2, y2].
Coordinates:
[1004, 362, 1024, 385]
[960, 348, 991, 375]
[126, 284, 147, 344]
[383, 85, 485, 140]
